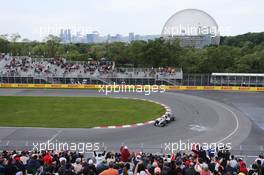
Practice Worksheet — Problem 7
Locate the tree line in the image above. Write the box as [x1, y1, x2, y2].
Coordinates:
[0, 32, 264, 73]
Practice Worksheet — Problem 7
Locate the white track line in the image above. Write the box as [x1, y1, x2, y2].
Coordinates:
[6, 140, 10, 146]
[210, 101, 239, 144]
[48, 130, 62, 142]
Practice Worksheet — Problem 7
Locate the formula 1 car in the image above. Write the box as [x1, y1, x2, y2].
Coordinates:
[164, 112, 175, 123]
[154, 112, 175, 127]
[154, 116, 167, 127]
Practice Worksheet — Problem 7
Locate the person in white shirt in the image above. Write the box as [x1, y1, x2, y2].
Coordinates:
[72, 158, 82, 174]
[229, 155, 238, 169]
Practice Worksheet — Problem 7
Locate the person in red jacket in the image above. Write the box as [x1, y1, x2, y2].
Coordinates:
[120, 145, 130, 162]
[43, 152, 53, 165]
[238, 159, 248, 175]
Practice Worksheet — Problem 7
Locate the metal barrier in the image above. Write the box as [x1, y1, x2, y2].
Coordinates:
[1, 74, 264, 86]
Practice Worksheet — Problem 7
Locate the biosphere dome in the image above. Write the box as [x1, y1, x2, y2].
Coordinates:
[161, 9, 220, 47]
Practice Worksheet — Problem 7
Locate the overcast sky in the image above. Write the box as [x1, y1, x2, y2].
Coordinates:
[1, 0, 264, 40]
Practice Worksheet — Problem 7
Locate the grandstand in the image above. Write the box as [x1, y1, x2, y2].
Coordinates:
[1, 55, 264, 87]
[0, 55, 183, 85]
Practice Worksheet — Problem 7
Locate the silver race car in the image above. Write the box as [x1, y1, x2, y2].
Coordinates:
[154, 112, 175, 127]
[164, 112, 175, 123]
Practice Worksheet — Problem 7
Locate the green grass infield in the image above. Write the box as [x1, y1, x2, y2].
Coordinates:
[0, 96, 165, 128]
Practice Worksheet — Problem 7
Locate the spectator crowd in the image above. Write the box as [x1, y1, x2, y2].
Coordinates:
[0, 56, 114, 78]
[0, 145, 263, 175]
[0, 55, 181, 80]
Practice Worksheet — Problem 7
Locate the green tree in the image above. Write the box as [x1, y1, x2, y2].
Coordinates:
[0, 37, 10, 53]
[127, 40, 147, 67]
[88, 44, 107, 59]
[32, 44, 47, 57]
[45, 35, 61, 57]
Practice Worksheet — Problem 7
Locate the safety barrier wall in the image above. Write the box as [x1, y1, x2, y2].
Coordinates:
[1, 83, 264, 92]
[0, 83, 98, 89]
[166, 85, 264, 91]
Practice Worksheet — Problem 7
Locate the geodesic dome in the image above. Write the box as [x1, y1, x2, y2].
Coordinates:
[161, 9, 220, 45]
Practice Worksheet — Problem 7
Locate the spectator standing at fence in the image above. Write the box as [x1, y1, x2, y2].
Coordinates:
[229, 155, 238, 169]
[20, 151, 29, 166]
[120, 145, 131, 162]
[224, 161, 237, 174]
[94, 150, 106, 166]
[43, 152, 53, 166]
[255, 155, 264, 166]
[238, 158, 248, 174]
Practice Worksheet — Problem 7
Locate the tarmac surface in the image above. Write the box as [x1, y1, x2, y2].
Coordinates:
[0, 89, 263, 157]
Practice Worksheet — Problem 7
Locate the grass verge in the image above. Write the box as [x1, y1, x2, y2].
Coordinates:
[0, 96, 165, 128]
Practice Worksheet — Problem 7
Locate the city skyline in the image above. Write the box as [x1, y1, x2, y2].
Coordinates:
[1, 0, 264, 41]
[59, 29, 160, 43]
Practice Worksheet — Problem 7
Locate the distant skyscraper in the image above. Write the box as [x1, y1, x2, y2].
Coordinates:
[115, 34, 122, 41]
[63, 30, 67, 42]
[129, 32, 134, 42]
[86, 31, 99, 43]
[59, 29, 72, 43]
[67, 29, 71, 42]
[106, 34, 111, 43]
[135, 34, 141, 40]
[60, 29, 64, 41]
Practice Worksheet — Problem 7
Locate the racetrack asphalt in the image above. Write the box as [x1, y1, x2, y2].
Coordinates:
[0, 88, 263, 156]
